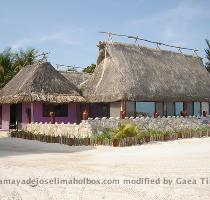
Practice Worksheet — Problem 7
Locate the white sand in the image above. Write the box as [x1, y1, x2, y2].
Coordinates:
[0, 135, 210, 200]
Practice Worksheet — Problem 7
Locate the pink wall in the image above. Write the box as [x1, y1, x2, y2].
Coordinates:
[32, 102, 77, 124]
[22, 103, 31, 129]
[2, 104, 10, 130]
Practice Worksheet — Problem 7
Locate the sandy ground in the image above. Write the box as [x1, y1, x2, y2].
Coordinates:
[0, 133, 210, 200]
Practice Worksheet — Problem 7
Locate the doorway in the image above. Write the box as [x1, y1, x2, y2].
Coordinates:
[10, 104, 22, 129]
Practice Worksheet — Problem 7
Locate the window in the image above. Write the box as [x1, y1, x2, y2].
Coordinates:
[194, 102, 201, 116]
[136, 102, 155, 117]
[183, 102, 193, 116]
[175, 102, 183, 116]
[156, 102, 164, 116]
[43, 104, 68, 117]
[166, 102, 175, 116]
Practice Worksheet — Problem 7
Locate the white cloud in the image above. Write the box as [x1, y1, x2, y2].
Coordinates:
[129, 0, 210, 54]
[11, 31, 81, 50]
[132, 1, 209, 40]
[133, 1, 206, 25]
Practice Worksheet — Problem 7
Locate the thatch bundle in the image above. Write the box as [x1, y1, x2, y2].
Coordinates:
[60, 71, 91, 89]
[81, 41, 210, 102]
[0, 62, 85, 104]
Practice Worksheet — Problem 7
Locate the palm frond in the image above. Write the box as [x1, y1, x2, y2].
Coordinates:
[205, 39, 210, 68]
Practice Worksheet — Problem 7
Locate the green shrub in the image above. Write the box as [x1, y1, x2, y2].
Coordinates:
[94, 128, 111, 141]
[145, 129, 156, 137]
[101, 128, 111, 140]
[163, 131, 170, 137]
[195, 126, 209, 132]
[10, 130, 33, 138]
[10, 131, 16, 137]
[112, 123, 142, 140]
[144, 129, 165, 137]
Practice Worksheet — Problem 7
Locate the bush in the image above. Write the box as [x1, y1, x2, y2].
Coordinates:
[195, 126, 209, 132]
[145, 129, 156, 137]
[10, 130, 34, 139]
[112, 123, 142, 140]
[94, 128, 111, 142]
[11, 130, 25, 137]
[101, 128, 111, 140]
[10, 131, 16, 137]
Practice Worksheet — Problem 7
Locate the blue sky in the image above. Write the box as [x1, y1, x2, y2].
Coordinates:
[0, 0, 209, 70]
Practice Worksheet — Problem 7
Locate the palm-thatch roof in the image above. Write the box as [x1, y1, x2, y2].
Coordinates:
[0, 62, 85, 104]
[81, 41, 210, 102]
[60, 71, 91, 89]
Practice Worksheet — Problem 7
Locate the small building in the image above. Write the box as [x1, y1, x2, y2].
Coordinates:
[81, 41, 210, 118]
[61, 71, 110, 118]
[0, 62, 85, 130]
[1, 41, 210, 130]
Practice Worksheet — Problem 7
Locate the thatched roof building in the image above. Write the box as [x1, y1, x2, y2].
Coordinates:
[60, 71, 91, 89]
[0, 62, 85, 104]
[81, 41, 210, 102]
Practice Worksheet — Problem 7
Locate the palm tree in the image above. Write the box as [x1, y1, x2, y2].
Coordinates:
[0, 48, 37, 88]
[14, 48, 37, 70]
[82, 64, 96, 73]
[205, 39, 210, 72]
[0, 48, 15, 87]
[0, 64, 4, 76]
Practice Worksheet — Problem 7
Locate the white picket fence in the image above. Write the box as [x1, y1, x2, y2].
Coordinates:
[26, 115, 207, 138]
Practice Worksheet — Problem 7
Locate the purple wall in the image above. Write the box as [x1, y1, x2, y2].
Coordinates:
[32, 102, 77, 124]
[1, 102, 79, 130]
[2, 104, 10, 130]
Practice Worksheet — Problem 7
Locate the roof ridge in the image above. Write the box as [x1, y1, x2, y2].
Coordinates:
[99, 41, 201, 59]
[60, 70, 90, 75]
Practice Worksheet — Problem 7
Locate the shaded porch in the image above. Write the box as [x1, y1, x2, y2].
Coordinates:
[108, 101, 209, 118]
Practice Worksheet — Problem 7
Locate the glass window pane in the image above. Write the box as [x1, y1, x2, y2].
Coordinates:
[166, 102, 175, 116]
[136, 102, 155, 117]
[55, 104, 68, 117]
[43, 104, 68, 117]
[175, 102, 183, 116]
[194, 102, 201, 116]
[156, 102, 164, 116]
[43, 104, 54, 117]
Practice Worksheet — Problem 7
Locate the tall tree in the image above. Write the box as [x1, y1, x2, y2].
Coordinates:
[0, 66, 3, 76]
[205, 39, 210, 72]
[14, 49, 37, 70]
[0, 48, 37, 88]
[82, 64, 96, 73]
[0, 48, 15, 88]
